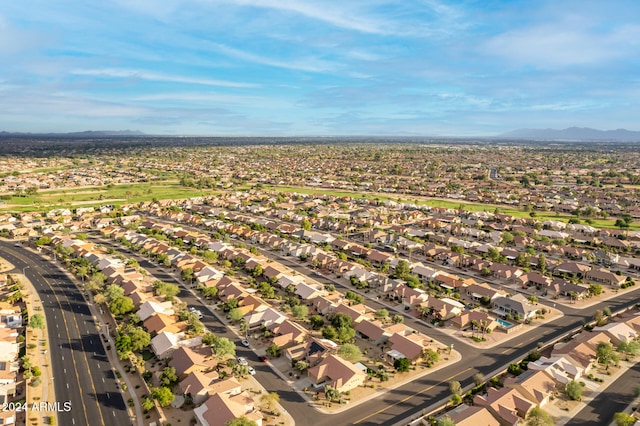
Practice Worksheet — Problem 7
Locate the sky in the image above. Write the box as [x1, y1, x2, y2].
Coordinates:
[1, 0, 640, 136]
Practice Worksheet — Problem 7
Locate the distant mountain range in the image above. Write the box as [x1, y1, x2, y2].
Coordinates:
[0, 130, 146, 137]
[499, 127, 640, 141]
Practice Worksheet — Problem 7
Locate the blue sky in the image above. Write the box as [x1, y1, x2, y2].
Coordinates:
[2, 0, 639, 136]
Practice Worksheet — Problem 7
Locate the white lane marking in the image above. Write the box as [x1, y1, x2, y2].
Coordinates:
[102, 377, 105, 383]
[72, 418, 75, 425]
[64, 368, 66, 374]
[107, 392, 110, 399]
[66, 383, 69, 389]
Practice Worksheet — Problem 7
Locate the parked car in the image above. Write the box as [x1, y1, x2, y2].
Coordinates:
[240, 340, 250, 347]
[258, 356, 268, 363]
[248, 366, 256, 375]
[237, 357, 248, 366]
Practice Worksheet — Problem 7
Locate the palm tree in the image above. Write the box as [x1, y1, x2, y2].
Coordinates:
[239, 319, 249, 339]
[470, 320, 479, 338]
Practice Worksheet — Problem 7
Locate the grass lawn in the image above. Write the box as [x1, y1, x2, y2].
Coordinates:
[0, 181, 218, 212]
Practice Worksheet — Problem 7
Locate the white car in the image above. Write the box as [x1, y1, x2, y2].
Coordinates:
[237, 357, 248, 366]
[241, 340, 250, 347]
[248, 366, 256, 375]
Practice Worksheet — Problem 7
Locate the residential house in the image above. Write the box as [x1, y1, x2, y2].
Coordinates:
[179, 371, 219, 405]
[169, 346, 215, 380]
[473, 387, 535, 426]
[285, 337, 338, 366]
[244, 307, 286, 328]
[355, 319, 391, 345]
[451, 311, 499, 332]
[593, 322, 638, 345]
[193, 392, 263, 426]
[465, 283, 505, 304]
[584, 268, 626, 286]
[386, 332, 432, 361]
[552, 331, 611, 373]
[136, 300, 175, 322]
[448, 406, 501, 426]
[492, 294, 538, 320]
[307, 354, 367, 393]
[504, 370, 557, 407]
[334, 303, 368, 323]
[270, 320, 308, 349]
[420, 297, 464, 321]
[528, 355, 583, 385]
[143, 313, 183, 336]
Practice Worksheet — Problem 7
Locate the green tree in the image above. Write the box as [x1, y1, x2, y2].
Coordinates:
[375, 309, 389, 320]
[115, 334, 133, 359]
[29, 313, 45, 330]
[338, 343, 362, 362]
[565, 380, 582, 400]
[322, 326, 338, 340]
[104, 284, 125, 301]
[152, 280, 180, 298]
[589, 284, 603, 296]
[336, 325, 356, 344]
[472, 372, 485, 386]
[85, 273, 107, 293]
[394, 357, 410, 372]
[394, 260, 411, 279]
[422, 349, 439, 366]
[127, 326, 151, 352]
[109, 296, 134, 316]
[260, 392, 280, 411]
[151, 386, 174, 407]
[596, 341, 618, 369]
[301, 218, 312, 230]
[309, 315, 324, 329]
[291, 304, 309, 319]
[618, 339, 640, 357]
[538, 253, 547, 273]
[202, 332, 216, 346]
[295, 360, 309, 372]
[437, 416, 456, 426]
[211, 336, 236, 360]
[526, 406, 554, 426]
[614, 412, 637, 426]
[392, 314, 404, 324]
[226, 417, 258, 426]
[266, 343, 280, 357]
[233, 363, 249, 378]
[324, 385, 340, 402]
[449, 380, 462, 396]
[160, 366, 178, 387]
[141, 396, 155, 412]
[228, 308, 244, 322]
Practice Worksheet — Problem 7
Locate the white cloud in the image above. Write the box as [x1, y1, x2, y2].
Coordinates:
[208, 42, 337, 73]
[226, 0, 391, 34]
[71, 68, 259, 88]
[484, 22, 640, 68]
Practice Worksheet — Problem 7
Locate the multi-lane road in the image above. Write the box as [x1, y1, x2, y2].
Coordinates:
[0, 241, 131, 426]
[93, 234, 640, 425]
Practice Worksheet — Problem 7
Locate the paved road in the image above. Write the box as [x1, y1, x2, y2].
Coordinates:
[91, 235, 640, 426]
[565, 360, 640, 426]
[0, 242, 131, 426]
